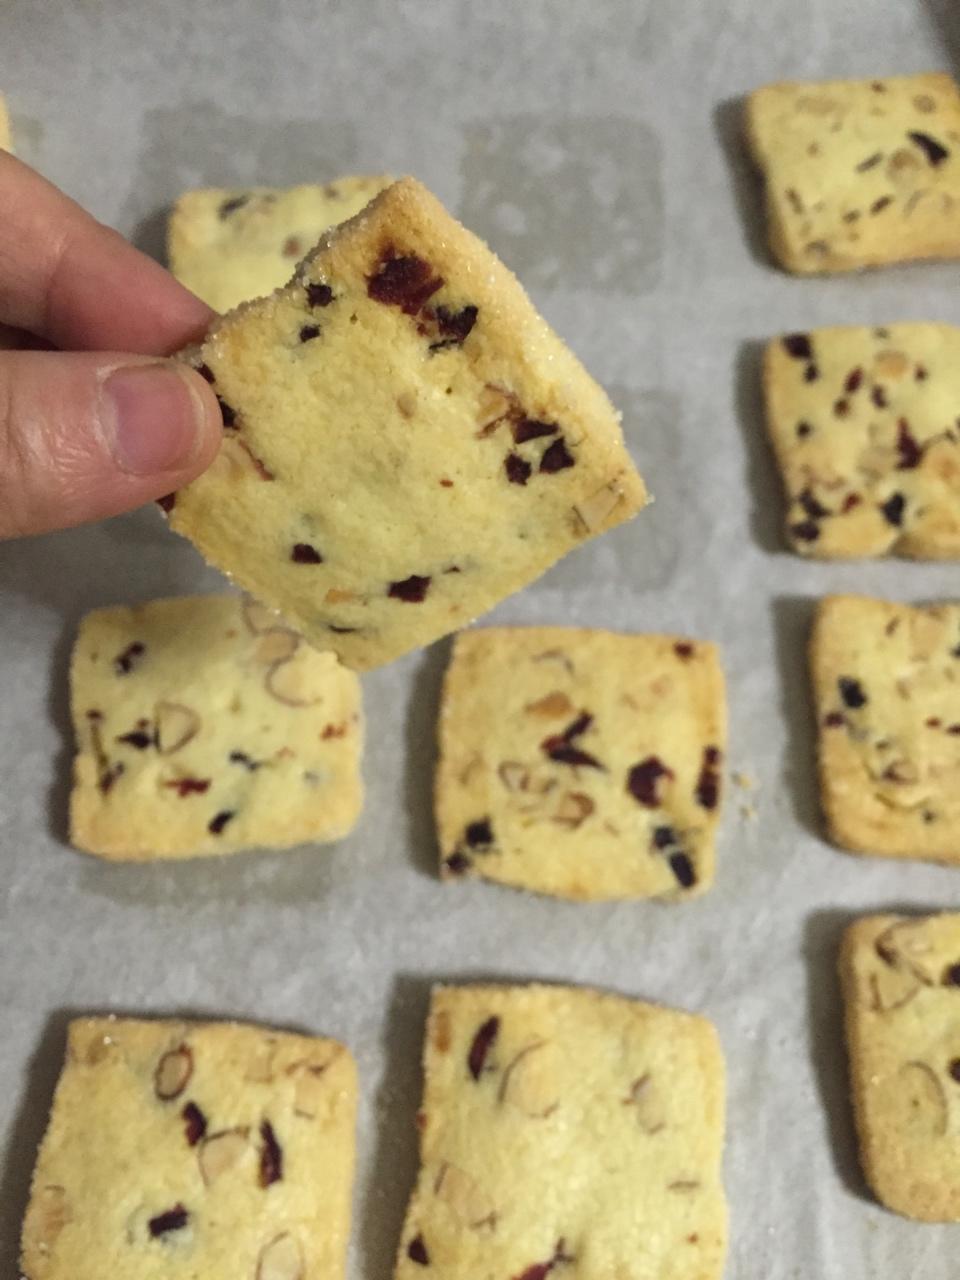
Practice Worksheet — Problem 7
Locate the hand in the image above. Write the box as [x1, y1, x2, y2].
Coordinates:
[0, 151, 223, 539]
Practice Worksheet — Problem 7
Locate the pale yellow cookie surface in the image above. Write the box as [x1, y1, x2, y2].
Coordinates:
[811, 594, 960, 860]
[395, 984, 727, 1280]
[69, 593, 362, 860]
[167, 178, 647, 671]
[22, 1017, 357, 1280]
[436, 627, 726, 901]
[746, 73, 960, 273]
[841, 914, 960, 1220]
[168, 177, 391, 311]
[765, 324, 960, 558]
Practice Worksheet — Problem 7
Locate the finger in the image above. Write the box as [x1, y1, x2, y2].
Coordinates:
[0, 151, 214, 353]
[0, 350, 223, 538]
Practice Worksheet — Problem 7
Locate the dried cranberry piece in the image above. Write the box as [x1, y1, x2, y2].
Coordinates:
[909, 130, 950, 166]
[182, 1101, 207, 1146]
[824, 711, 846, 728]
[149, 1204, 189, 1236]
[783, 333, 813, 360]
[803, 363, 819, 383]
[513, 418, 559, 444]
[505, 453, 532, 485]
[407, 1235, 430, 1265]
[208, 810, 235, 835]
[307, 282, 334, 307]
[229, 750, 259, 771]
[513, 1239, 573, 1280]
[291, 542, 323, 564]
[259, 1120, 283, 1187]
[157, 492, 176, 513]
[99, 762, 125, 795]
[299, 324, 321, 343]
[798, 489, 829, 520]
[838, 677, 867, 709]
[881, 492, 906, 526]
[541, 712, 603, 769]
[388, 575, 431, 602]
[468, 1016, 500, 1080]
[465, 818, 494, 849]
[896, 419, 923, 469]
[429, 304, 478, 350]
[834, 397, 850, 417]
[790, 519, 821, 543]
[444, 851, 472, 875]
[196, 362, 216, 384]
[114, 641, 145, 676]
[626, 757, 674, 807]
[652, 825, 677, 849]
[219, 194, 249, 218]
[943, 963, 960, 986]
[841, 493, 862, 512]
[539, 438, 575, 473]
[216, 396, 238, 429]
[695, 745, 722, 810]
[950, 1058, 960, 1083]
[367, 251, 443, 314]
[164, 777, 211, 797]
[844, 368, 863, 393]
[796, 421, 813, 438]
[669, 852, 696, 888]
[871, 385, 888, 409]
[674, 642, 695, 659]
[117, 729, 153, 750]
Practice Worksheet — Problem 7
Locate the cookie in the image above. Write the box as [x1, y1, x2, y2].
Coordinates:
[436, 627, 726, 900]
[69, 593, 363, 860]
[394, 984, 727, 1279]
[168, 177, 391, 312]
[840, 913, 960, 1220]
[165, 177, 647, 672]
[21, 1016, 357, 1279]
[765, 324, 960, 558]
[811, 594, 960, 860]
[746, 73, 960, 273]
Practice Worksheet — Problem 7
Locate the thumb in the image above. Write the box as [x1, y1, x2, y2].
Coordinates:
[0, 351, 222, 538]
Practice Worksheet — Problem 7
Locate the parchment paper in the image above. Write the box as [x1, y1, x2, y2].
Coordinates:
[1, 1, 960, 1274]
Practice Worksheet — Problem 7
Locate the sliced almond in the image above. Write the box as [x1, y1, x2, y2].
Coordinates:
[497, 1040, 559, 1117]
[498, 761, 530, 792]
[910, 608, 949, 661]
[434, 1162, 496, 1229]
[243, 597, 283, 635]
[553, 791, 595, 829]
[397, 390, 418, 418]
[475, 383, 516, 435]
[255, 631, 299, 665]
[874, 349, 911, 379]
[257, 1233, 304, 1280]
[325, 587, 357, 605]
[525, 691, 573, 719]
[899, 1060, 949, 1137]
[868, 968, 921, 1013]
[623, 1072, 666, 1134]
[292, 1063, 328, 1118]
[199, 1129, 250, 1185]
[155, 702, 201, 755]
[154, 1045, 193, 1100]
[265, 658, 320, 707]
[573, 479, 626, 532]
[27, 1185, 70, 1249]
[245, 1037, 278, 1083]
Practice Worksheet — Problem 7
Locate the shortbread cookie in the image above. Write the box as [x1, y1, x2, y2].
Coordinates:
[746, 73, 960, 273]
[69, 594, 362, 860]
[168, 177, 390, 311]
[840, 913, 960, 1220]
[21, 1017, 357, 1280]
[436, 627, 726, 901]
[765, 324, 960, 557]
[165, 177, 647, 672]
[811, 594, 960, 860]
[394, 984, 727, 1279]
[0, 94, 11, 151]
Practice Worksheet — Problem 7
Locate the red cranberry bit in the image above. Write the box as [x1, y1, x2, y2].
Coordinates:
[117, 729, 153, 750]
[695, 745, 721, 810]
[219, 194, 250, 217]
[881, 492, 906, 526]
[950, 1058, 960, 1083]
[916, 364, 929, 381]
[844, 368, 863, 394]
[790, 519, 820, 543]
[389, 574, 431, 602]
[86, 708, 103, 721]
[307, 282, 334, 307]
[669, 852, 697, 889]
[208, 810, 235, 835]
[783, 333, 813, 360]
[870, 195, 893, 215]
[927, 716, 943, 728]
[513, 418, 559, 444]
[803, 363, 819, 383]
[674, 642, 695, 659]
[871, 385, 888, 408]
[157, 492, 176, 513]
[539, 438, 575, 473]
[429, 304, 478, 351]
[799, 488, 829, 520]
[149, 1204, 189, 1237]
[841, 493, 862, 513]
[896, 419, 923, 469]
[796, 420, 813, 438]
[299, 324, 321, 343]
[948, 724, 960, 736]
[367, 250, 443, 314]
[467, 1016, 500, 1080]
[834, 398, 850, 417]
[407, 1235, 430, 1265]
[164, 777, 211, 797]
[444, 851, 472, 875]
[838, 676, 867, 709]
[542, 712, 603, 769]
[99, 762, 125, 795]
[824, 711, 846, 728]
[943, 963, 960, 986]
[626, 757, 675, 807]
[114, 641, 146, 676]
[291, 542, 323, 564]
[513, 1239, 573, 1280]
[652, 824, 677, 849]
[909, 130, 950, 166]
[465, 818, 494, 849]
[282, 235, 302, 258]
[216, 396, 237, 428]
[505, 453, 532, 485]
[259, 1120, 283, 1187]
[182, 1101, 207, 1146]
[196, 363, 216, 384]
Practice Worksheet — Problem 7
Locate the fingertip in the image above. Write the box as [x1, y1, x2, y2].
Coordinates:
[104, 360, 223, 483]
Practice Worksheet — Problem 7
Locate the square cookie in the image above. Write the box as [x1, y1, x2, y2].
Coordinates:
[746, 73, 960, 273]
[168, 177, 391, 312]
[765, 324, 960, 558]
[70, 593, 363, 860]
[394, 984, 727, 1279]
[811, 594, 960, 860]
[21, 1016, 357, 1279]
[165, 178, 647, 671]
[841, 913, 960, 1220]
[436, 627, 726, 900]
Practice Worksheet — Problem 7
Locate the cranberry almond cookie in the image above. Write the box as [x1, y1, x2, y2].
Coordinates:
[841, 914, 960, 1220]
[765, 324, 960, 557]
[394, 984, 727, 1279]
[21, 1017, 357, 1279]
[166, 178, 647, 671]
[70, 594, 362, 859]
[811, 594, 960, 861]
[436, 627, 726, 900]
[168, 177, 391, 312]
[746, 73, 960, 273]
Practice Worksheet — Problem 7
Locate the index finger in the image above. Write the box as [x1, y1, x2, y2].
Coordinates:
[0, 151, 214, 353]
